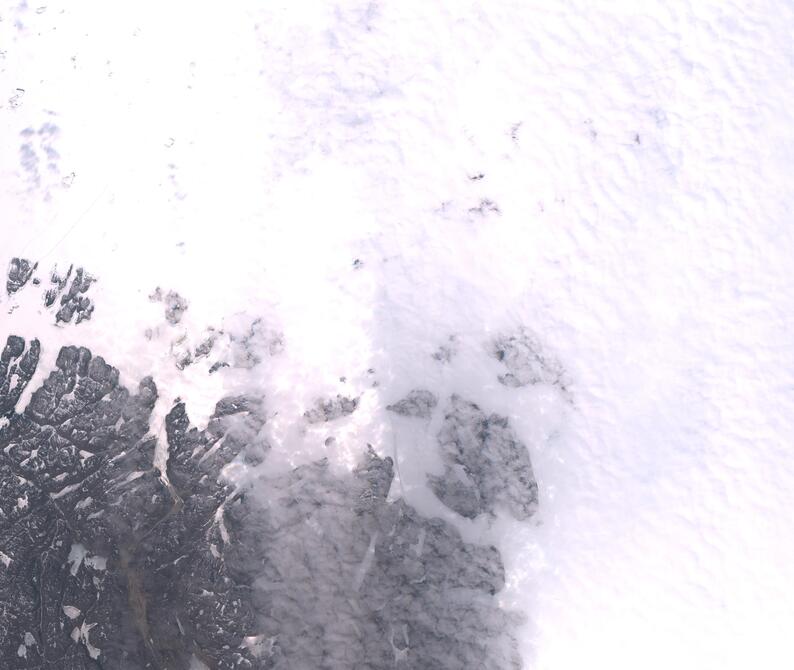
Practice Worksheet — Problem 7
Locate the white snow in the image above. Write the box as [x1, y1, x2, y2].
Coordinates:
[75, 621, 101, 659]
[67, 543, 88, 576]
[116, 470, 145, 486]
[214, 506, 230, 545]
[51, 482, 82, 500]
[240, 634, 277, 660]
[198, 435, 226, 465]
[62, 605, 81, 620]
[84, 553, 107, 571]
[67, 543, 106, 575]
[352, 532, 379, 592]
[189, 655, 211, 670]
[2, 1, 793, 669]
[75, 496, 93, 510]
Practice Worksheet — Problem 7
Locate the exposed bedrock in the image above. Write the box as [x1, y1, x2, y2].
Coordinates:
[0, 335, 526, 669]
[429, 395, 539, 521]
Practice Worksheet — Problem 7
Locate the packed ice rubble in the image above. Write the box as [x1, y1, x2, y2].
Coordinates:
[0, 334, 535, 669]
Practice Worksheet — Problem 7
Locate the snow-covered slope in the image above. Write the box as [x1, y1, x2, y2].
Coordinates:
[2, 1, 794, 668]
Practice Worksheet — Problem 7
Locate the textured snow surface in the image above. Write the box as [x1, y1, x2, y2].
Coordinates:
[2, 1, 794, 669]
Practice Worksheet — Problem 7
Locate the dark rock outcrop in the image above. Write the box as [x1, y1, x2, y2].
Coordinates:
[0, 335, 266, 669]
[0, 336, 526, 669]
[429, 395, 538, 521]
[304, 394, 359, 423]
[6, 258, 37, 295]
[386, 389, 438, 419]
[242, 447, 522, 669]
[6, 259, 96, 325]
[54, 268, 95, 324]
[41, 265, 96, 324]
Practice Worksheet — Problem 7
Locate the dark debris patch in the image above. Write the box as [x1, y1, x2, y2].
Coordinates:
[227, 318, 284, 368]
[429, 395, 538, 521]
[304, 394, 359, 424]
[386, 389, 438, 419]
[149, 287, 189, 325]
[469, 198, 501, 216]
[431, 335, 458, 364]
[491, 328, 568, 390]
[200, 319, 284, 374]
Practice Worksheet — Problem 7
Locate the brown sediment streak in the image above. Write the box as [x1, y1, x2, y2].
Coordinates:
[120, 475, 184, 669]
[119, 546, 160, 667]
